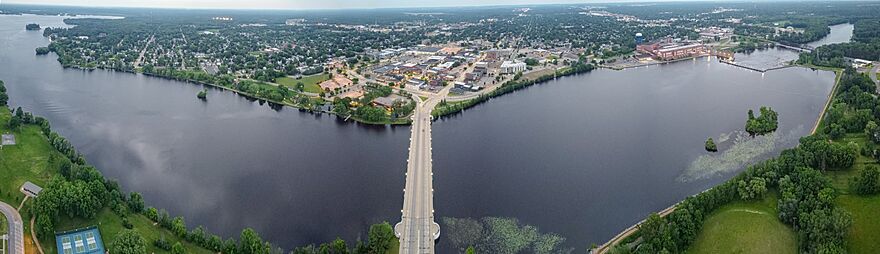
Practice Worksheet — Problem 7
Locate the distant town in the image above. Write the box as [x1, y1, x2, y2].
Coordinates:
[22, 2, 870, 124]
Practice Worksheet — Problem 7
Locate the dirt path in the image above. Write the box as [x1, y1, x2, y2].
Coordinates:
[30, 217, 44, 254]
[592, 204, 678, 254]
[811, 69, 844, 135]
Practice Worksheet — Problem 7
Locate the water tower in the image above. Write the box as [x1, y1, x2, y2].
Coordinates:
[635, 33, 645, 45]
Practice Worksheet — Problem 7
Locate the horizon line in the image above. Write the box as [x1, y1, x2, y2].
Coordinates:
[0, 0, 823, 12]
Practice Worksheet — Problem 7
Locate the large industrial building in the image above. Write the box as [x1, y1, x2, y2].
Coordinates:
[636, 40, 707, 61]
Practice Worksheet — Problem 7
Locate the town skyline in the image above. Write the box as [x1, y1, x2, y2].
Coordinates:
[4, 0, 806, 10]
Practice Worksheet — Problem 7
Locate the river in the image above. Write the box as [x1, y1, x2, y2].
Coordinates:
[0, 14, 840, 252]
[733, 23, 854, 71]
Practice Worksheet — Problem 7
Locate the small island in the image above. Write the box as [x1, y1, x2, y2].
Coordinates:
[705, 137, 717, 152]
[35, 47, 50, 55]
[745, 107, 779, 136]
[25, 23, 41, 31]
[197, 89, 207, 100]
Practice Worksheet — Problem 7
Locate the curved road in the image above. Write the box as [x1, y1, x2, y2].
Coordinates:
[0, 201, 24, 254]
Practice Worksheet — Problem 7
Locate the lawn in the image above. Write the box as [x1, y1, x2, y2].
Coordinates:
[825, 134, 880, 254]
[838, 195, 880, 253]
[686, 192, 796, 254]
[52, 208, 213, 254]
[276, 73, 330, 94]
[0, 107, 214, 254]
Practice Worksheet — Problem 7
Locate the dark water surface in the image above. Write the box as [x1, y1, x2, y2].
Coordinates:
[0, 15, 838, 252]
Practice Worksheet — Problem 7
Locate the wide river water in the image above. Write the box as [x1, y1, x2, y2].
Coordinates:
[0, 15, 841, 252]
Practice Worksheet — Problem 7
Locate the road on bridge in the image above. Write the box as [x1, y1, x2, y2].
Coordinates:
[395, 95, 442, 254]
[0, 201, 24, 254]
[394, 80, 455, 254]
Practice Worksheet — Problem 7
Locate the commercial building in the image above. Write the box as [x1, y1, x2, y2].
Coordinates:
[500, 61, 527, 74]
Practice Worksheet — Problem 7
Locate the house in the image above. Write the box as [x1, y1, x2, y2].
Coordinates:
[21, 181, 43, 197]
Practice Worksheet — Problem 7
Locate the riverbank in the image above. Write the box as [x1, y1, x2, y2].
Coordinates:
[432, 62, 595, 118]
[60, 65, 416, 126]
[592, 64, 843, 254]
[599, 54, 714, 71]
[0, 103, 215, 254]
[0, 87, 403, 254]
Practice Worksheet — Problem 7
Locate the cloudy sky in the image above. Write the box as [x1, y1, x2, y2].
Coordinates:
[3, 0, 723, 10]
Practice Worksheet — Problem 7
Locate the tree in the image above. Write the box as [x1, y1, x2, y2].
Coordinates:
[171, 242, 186, 254]
[737, 177, 767, 200]
[145, 207, 158, 221]
[112, 230, 147, 254]
[745, 107, 778, 136]
[705, 137, 717, 152]
[0, 80, 7, 107]
[171, 217, 187, 238]
[866, 121, 880, 143]
[851, 166, 880, 195]
[368, 222, 395, 254]
[128, 192, 144, 213]
[239, 228, 268, 254]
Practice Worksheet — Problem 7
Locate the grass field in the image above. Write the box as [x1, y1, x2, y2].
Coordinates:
[276, 73, 330, 94]
[838, 195, 880, 253]
[822, 133, 880, 254]
[0, 108, 214, 254]
[686, 192, 796, 254]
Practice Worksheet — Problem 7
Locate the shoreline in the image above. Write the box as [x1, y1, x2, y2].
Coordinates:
[432, 63, 596, 119]
[58, 64, 416, 126]
[590, 63, 844, 254]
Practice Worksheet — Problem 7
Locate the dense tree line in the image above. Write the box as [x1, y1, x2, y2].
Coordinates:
[799, 18, 880, 67]
[0, 80, 7, 107]
[613, 68, 880, 254]
[233, 80, 293, 103]
[823, 69, 878, 140]
[614, 133, 856, 253]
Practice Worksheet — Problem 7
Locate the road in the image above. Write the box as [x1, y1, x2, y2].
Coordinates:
[0, 201, 24, 254]
[394, 91, 449, 253]
[870, 63, 880, 93]
[133, 34, 154, 68]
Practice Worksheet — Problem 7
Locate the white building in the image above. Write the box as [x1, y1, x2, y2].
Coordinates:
[500, 61, 527, 74]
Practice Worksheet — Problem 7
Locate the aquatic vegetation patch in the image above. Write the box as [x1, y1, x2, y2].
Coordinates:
[441, 217, 571, 254]
[679, 126, 803, 182]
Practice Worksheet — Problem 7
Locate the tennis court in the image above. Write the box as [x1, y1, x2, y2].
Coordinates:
[55, 226, 104, 254]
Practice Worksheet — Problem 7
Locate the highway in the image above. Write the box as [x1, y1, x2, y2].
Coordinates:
[0, 201, 24, 254]
[394, 94, 444, 254]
